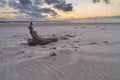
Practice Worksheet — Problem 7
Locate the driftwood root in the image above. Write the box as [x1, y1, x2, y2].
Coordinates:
[27, 22, 58, 46]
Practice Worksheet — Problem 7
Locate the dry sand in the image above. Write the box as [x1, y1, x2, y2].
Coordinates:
[0, 23, 120, 80]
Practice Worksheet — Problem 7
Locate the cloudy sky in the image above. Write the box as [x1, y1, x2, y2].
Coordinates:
[0, 0, 120, 20]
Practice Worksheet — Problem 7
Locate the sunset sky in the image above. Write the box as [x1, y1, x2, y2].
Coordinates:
[0, 0, 120, 20]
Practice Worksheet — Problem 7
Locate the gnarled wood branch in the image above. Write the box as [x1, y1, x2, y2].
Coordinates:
[27, 22, 58, 46]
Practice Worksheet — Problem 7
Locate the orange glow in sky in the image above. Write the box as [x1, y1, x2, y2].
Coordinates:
[0, 0, 120, 20]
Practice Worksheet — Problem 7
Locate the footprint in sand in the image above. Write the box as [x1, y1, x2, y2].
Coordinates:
[88, 42, 99, 45]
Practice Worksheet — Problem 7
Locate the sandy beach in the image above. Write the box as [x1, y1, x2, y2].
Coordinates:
[0, 23, 120, 80]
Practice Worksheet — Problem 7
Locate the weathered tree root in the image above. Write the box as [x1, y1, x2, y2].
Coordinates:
[27, 22, 58, 46]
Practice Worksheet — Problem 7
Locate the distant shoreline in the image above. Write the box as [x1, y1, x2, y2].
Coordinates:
[0, 22, 120, 27]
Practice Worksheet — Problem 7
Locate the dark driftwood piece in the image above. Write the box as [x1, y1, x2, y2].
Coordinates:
[27, 22, 58, 46]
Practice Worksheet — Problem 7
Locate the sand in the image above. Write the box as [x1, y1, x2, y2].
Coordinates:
[0, 23, 120, 80]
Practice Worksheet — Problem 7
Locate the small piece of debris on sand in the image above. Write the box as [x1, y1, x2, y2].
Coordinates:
[50, 52, 56, 56]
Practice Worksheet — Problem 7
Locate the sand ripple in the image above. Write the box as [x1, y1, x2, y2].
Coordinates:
[0, 50, 120, 80]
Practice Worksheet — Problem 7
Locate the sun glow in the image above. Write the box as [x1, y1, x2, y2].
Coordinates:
[44, 1, 119, 20]
[0, 0, 120, 20]
[46, 8, 116, 20]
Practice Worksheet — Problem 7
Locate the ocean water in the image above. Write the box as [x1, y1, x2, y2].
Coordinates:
[70, 17, 120, 23]
[0, 17, 120, 24]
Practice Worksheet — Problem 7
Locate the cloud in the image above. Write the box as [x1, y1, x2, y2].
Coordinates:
[8, 0, 58, 17]
[0, 0, 73, 18]
[44, 0, 60, 4]
[93, 0, 110, 4]
[104, 0, 110, 4]
[44, 0, 73, 11]
[54, 3, 73, 11]
[19, 0, 32, 5]
[0, 0, 6, 7]
[0, 12, 18, 14]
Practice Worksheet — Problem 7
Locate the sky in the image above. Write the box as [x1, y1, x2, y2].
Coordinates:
[0, 0, 120, 20]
